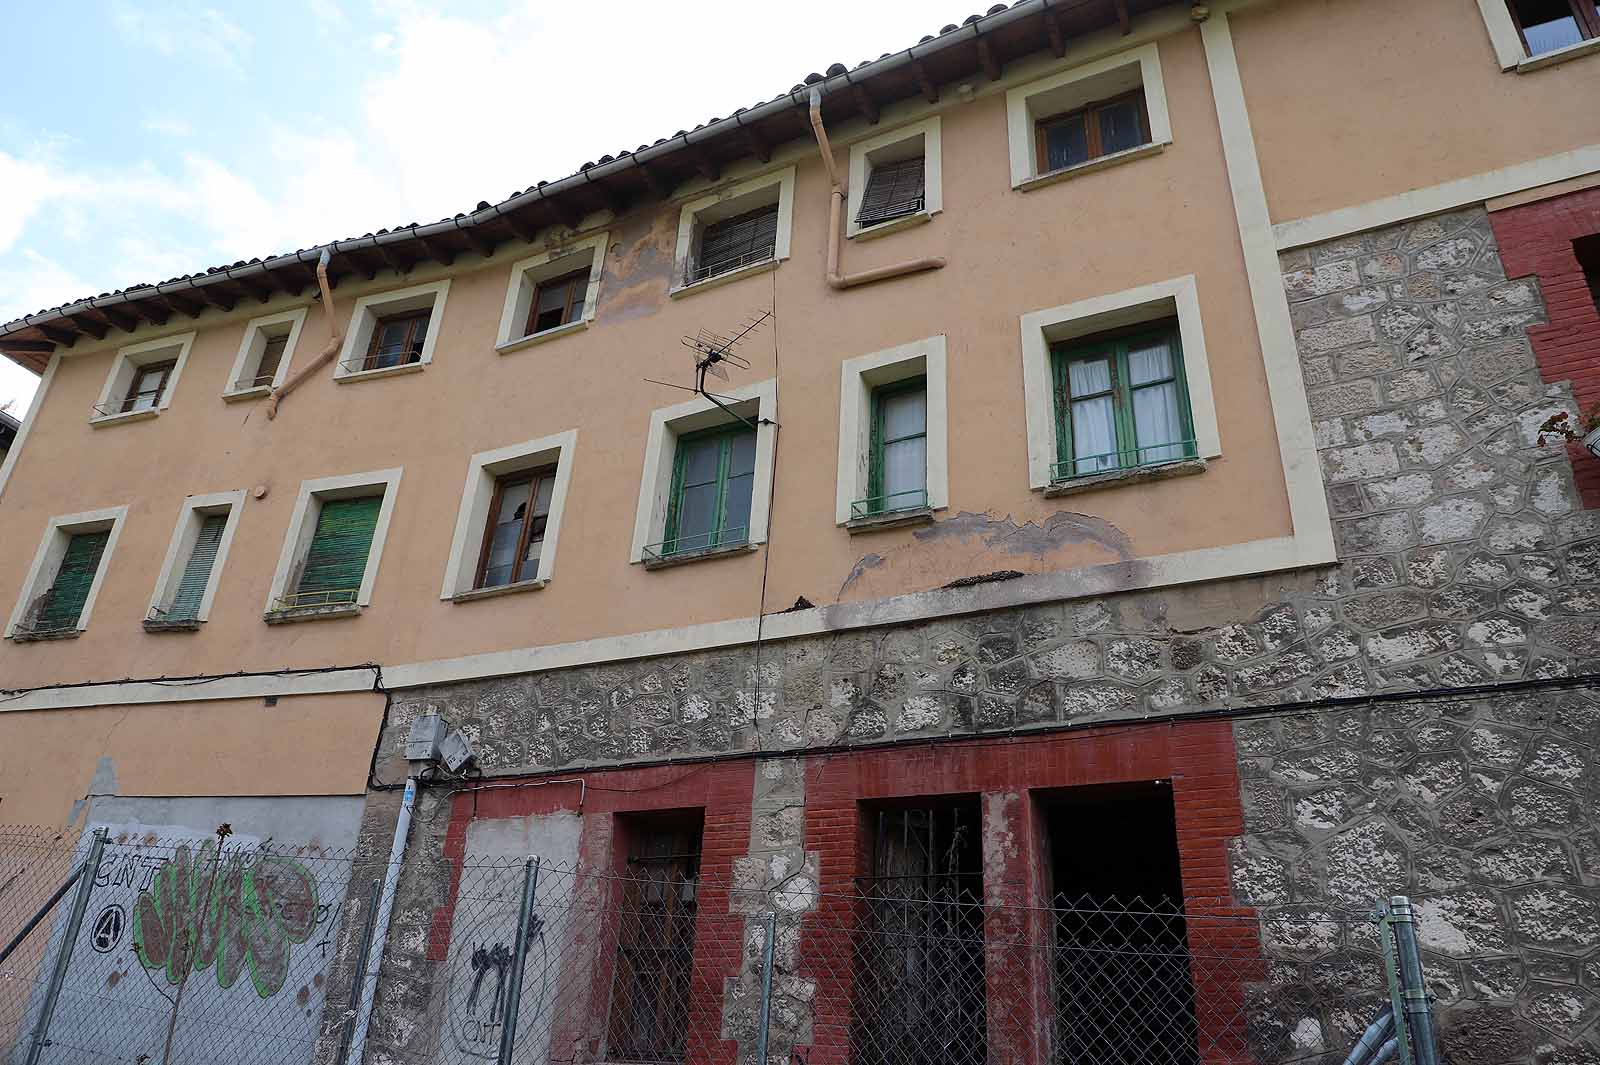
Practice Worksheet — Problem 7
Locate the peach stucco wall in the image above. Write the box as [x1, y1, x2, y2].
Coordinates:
[1234, 0, 1600, 226]
[0, 26, 1294, 694]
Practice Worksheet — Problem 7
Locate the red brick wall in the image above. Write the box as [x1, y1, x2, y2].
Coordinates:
[1489, 187, 1600, 506]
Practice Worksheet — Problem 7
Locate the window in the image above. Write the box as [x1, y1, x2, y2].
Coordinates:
[1576, 233, 1600, 312]
[1005, 44, 1171, 190]
[497, 233, 609, 351]
[671, 168, 795, 294]
[527, 270, 588, 336]
[92, 333, 195, 424]
[836, 336, 949, 527]
[857, 158, 925, 228]
[1506, 0, 1600, 55]
[1051, 322, 1195, 481]
[335, 280, 449, 381]
[441, 431, 576, 600]
[363, 309, 431, 371]
[146, 491, 245, 629]
[7, 506, 128, 639]
[226, 309, 306, 399]
[1019, 276, 1221, 491]
[1035, 90, 1150, 174]
[476, 468, 556, 589]
[846, 116, 943, 240]
[631, 379, 777, 565]
[265, 468, 402, 618]
[606, 816, 702, 1064]
[660, 425, 756, 558]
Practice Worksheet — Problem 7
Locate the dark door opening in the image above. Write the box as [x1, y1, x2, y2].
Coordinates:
[853, 797, 986, 1065]
[1043, 782, 1195, 1065]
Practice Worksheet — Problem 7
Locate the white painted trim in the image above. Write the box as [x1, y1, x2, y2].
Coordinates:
[333, 280, 449, 381]
[495, 233, 609, 349]
[146, 490, 247, 623]
[835, 335, 948, 524]
[265, 467, 403, 611]
[1273, 146, 1600, 251]
[1018, 275, 1220, 490]
[1474, 0, 1527, 69]
[670, 167, 795, 294]
[5, 505, 129, 638]
[89, 332, 195, 424]
[846, 115, 943, 240]
[0, 668, 378, 712]
[1200, 12, 1336, 565]
[628, 378, 778, 563]
[1004, 41, 1172, 189]
[440, 430, 578, 598]
[0, 351, 58, 501]
[224, 307, 308, 399]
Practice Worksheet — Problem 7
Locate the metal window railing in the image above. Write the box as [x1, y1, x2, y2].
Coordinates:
[683, 248, 775, 286]
[849, 488, 930, 521]
[338, 351, 421, 375]
[232, 372, 276, 391]
[641, 525, 750, 563]
[856, 193, 926, 229]
[270, 587, 360, 611]
[1050, 438, 1197, 483]
[145, 602, 200, 625]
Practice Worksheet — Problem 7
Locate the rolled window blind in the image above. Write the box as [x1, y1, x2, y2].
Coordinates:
[168, 514, 227, 620]
[34, 531, 110, 631]
[295, 496, 383, 603]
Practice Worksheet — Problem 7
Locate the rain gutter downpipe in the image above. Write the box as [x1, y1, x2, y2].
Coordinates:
[807, 88, 946, 290]
[345, 773, 418, 1065]
[266, 249, 339, 420]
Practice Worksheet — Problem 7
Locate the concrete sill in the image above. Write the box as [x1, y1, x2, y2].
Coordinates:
[1517, 36, 1600, 73]
[222, 385, 272, 403]
[334, 361, 426, 384]
[449, 578, 549, 603]
[8, 628, 82, 643]
[89, 408, 160, 428]
[496, 320, 588, 355]
[263, 604, 361, 625]
[1015, 141, 1168, 193]
[1042, 457, 1207, 497]
[642, 542, 758, 570]
[849, 210, 933, 242]
[143, 618, 202, 633]
[846, 507, 934, 534]
[669, 257, 780, 299]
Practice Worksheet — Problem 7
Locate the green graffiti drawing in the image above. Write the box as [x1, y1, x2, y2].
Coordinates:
[131, 841, 319, 998]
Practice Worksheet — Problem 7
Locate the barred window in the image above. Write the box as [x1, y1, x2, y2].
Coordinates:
[607, 819, 702, 1064]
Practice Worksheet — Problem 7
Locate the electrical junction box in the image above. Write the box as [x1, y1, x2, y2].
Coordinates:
[406, 713, 446, 763]
[440, 730, 476, 774]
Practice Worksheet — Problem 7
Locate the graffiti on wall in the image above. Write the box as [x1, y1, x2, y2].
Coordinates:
[130, 839, 320, 998]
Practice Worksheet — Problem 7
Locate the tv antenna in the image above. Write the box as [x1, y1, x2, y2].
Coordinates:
[646, 309, 772, 430]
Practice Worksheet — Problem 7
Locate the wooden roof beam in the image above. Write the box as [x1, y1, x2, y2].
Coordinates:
[741, 126, 773, 164]
[1114, 0, 1130, 34]
[851, 83, 880, 125]
[976, 38, 1002, 81]
[1045, 9, 1067, 56]
[129, 299, 171, 327]
[374, 242, 415, 276]
[156, 291, 203, 318]
[911, 58, 939, 104]
[637, 164, 671, 199]
[416, 235, 457, 267]
[38, 323, 78, 348]
[236, 274, 276, 302]
[197, 285, 237, 312]
[502, 211, 538, 243]
[690, 146, 720, 183]
[69, 314, 107, 341]
[461, 227, 498, 258]
[96, 306, 139, 333]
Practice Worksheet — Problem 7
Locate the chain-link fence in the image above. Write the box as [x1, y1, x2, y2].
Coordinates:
[2, 825, 1432, 1065]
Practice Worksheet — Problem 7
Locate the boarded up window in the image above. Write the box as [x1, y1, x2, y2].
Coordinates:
[32, 530, 110, 632]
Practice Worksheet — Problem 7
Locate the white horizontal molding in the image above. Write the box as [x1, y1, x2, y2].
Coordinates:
[0, 667, 379, 713]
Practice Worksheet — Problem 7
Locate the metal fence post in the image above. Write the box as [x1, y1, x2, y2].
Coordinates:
[335, 879, 385, 1065]
[1377, 902, 1415, 1065]
[24, 827, 107, 1065]
[1388, 896, 1439, 1065]
[497, 856, 542, 1065]
[755, 911, 777, 1065]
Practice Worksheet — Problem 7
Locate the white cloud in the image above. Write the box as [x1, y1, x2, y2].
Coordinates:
[111, 3, 252, 72]
[141, 115, 193, 138]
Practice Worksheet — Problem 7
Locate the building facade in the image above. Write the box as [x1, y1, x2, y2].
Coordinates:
[2, 0, 1600, 1062]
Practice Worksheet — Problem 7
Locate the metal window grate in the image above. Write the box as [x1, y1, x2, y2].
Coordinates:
[856, 156, 927, 228]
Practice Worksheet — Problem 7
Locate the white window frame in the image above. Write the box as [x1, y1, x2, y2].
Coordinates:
[846, 115, 944, 240]
[496, 233, 609, 353]
[1005, 42, 1172, 191]
[224, 308, 308, 401]
[440, 430, 578, 600]
[5, 505, 129, 638]
[90, 332, 196, 426]
[629, 378, 778, 563]
[835, 335, 949, 525]
[1475, 0, 1600, 71]
[1018, 274, 1220, 490]
[146, 490, 247, 624]
[264, 467, 403, 613]
[670, 167, 796, 296]
[333, 280, 450, 382]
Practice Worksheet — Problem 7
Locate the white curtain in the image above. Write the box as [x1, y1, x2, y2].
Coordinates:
[1128, 339, 1185, 463]
[1067, 358, 1117, 473]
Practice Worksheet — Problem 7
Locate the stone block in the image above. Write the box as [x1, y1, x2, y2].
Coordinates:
[1322, 441, 1399, 482]
[1308, 379, 1382, 418]
[1300, 315, 1379, 354]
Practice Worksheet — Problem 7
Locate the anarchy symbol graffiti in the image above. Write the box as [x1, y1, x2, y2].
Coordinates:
[92, 905, 126, 954]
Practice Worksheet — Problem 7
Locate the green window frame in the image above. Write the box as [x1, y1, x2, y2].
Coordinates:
[857, 377, 928, 519]
[30, 530, 110, 634]
[285, 495, 383, 608]
[658, 425, 756, 558]
[1050, 322, 1196, 482]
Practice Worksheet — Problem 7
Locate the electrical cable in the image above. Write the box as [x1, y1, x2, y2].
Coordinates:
[0, 662, 380, 703]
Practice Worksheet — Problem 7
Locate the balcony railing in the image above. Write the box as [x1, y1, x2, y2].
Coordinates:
[641, 526, 750, 564]
[1050, 438, 1197, 483]
[270, 588, 360, 612]
[849, 487, 930, 522]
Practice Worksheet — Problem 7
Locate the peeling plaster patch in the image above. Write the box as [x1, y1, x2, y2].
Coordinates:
[913, 509, 1134, 561]
[983, 792, 1020, 870]
[596, 212, 678, 321]
[838, 553, 886, 597]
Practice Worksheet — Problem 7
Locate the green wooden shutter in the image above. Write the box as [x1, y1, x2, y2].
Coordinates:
[34, 531, 110, 632]
[168, 514, 227, 620]
[295, 496, 382, 604]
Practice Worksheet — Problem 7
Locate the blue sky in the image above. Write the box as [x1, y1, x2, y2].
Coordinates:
[0, 0, 949, 414]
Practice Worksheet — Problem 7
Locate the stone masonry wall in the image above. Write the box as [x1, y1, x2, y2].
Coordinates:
[329, 205, 1600, 1065]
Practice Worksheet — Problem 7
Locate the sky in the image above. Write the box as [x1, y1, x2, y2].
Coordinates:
[0, 0, 955, 417]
